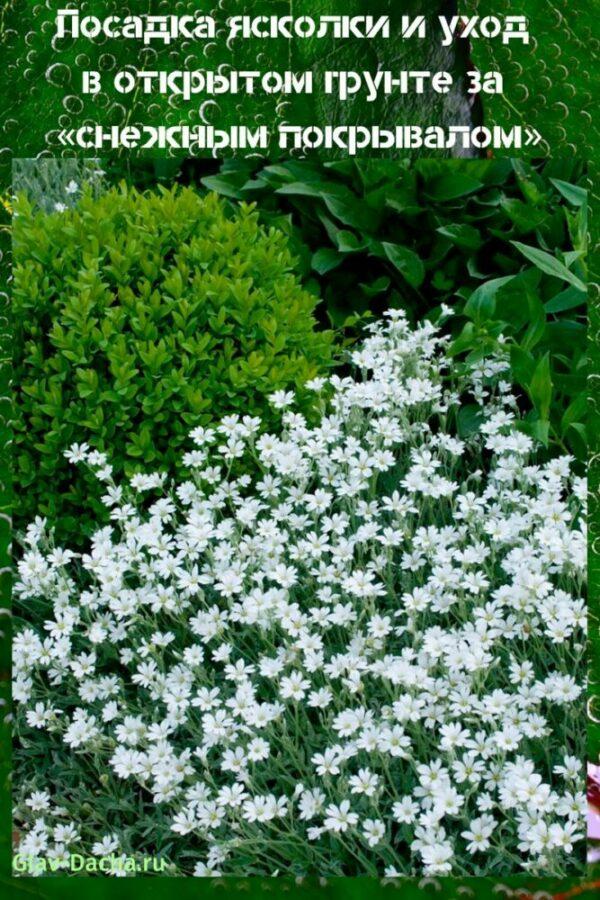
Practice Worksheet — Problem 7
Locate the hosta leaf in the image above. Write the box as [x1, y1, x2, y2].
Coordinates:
[382, 243, 425, 289]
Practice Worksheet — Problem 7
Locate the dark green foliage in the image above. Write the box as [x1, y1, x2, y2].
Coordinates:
[13, 185, 335, 537]
[199, 157, 587, 459]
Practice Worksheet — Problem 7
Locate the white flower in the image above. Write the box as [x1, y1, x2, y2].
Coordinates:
[269, 390, 295, 409]
[461, 814, 497, 853]
[92, 834, 120, 855]
[348, 768, 379, 797]
[323, 800, 358, 833]
[64, 442, 90, 463]
[362, 818, 385, 847]
[420, 841, 454, 874]
[25, 791, 51, 812]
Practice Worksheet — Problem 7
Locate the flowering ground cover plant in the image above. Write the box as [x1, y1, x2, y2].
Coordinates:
[13, 312, 586, 877]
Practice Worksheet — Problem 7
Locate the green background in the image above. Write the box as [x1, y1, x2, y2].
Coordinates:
[0, 1, 476, 160]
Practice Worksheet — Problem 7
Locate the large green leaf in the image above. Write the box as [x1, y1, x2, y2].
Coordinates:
[382, 242, 425, 289]
[464, 275, 515, 321]
[511, 241, 586, 291]
[425, 174, 483, 202]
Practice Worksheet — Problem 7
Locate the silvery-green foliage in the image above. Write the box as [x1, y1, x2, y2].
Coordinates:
[13, 312, 586, 877]
[12, 157, 104, 213]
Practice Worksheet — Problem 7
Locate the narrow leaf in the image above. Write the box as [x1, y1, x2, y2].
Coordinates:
[511, 241, 586, 292]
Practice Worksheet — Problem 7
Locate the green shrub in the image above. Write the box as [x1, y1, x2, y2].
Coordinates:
[13, 185, 335, 537]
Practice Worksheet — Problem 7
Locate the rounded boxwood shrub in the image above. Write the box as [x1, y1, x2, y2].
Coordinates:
[13, 185, 335, 538]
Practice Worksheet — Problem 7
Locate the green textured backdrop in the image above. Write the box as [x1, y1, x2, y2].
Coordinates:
[0, 1, 476, 160]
